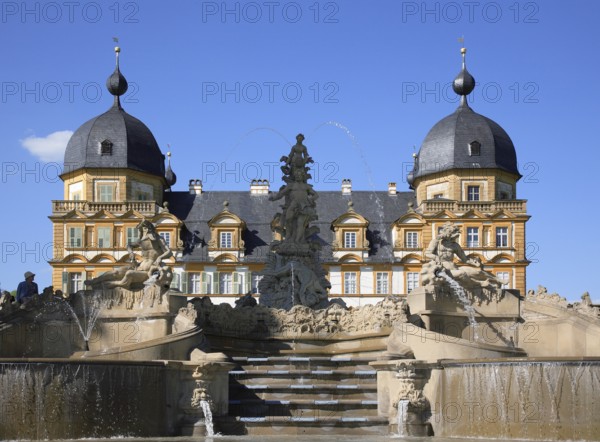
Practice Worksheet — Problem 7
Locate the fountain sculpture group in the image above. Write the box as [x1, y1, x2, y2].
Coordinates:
[259, 133, 331, 310]
[1, 135, 599, 440]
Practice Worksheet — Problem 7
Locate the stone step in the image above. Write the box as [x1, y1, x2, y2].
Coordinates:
[229, 388, 378, 402]
[231, 356, 376, 373]
[230, 381, 377, 391]
[232, 355, 376, 366]
[230, 374, 376, 387]
[214, 415, 389, 436]
[229, 398, 379, 417]
[230, 368, 377, 377]
[224, 353, 385, 435]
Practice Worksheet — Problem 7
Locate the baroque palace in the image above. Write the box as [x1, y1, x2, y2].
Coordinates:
[49, 47, 529, 306]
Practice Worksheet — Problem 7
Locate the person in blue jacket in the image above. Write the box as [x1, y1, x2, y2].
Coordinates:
[16, 271, 39, 304]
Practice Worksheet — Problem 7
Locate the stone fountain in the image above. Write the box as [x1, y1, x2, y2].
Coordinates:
[0, 219, 233, 439]
[1, 136, 600, 440]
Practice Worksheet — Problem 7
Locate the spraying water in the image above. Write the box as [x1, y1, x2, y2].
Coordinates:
[438, 272, 479, 341]
[59, 291, 104, 351]
[290, 261, 295, 308]
[200, 400, 214, 437]
[311, 121, 392, 265]
[396, 399, 409, 437]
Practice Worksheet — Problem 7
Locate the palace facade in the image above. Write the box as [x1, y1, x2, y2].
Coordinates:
[49, 47, 529, 306]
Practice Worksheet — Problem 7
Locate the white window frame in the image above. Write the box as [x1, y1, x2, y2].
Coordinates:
[467, 227, 479, 248]
[96, 181, 117, 202]
[69, 227, 83, 248]
[220, 231, 233, 249]
[159, 232, 171, 247]
[467, 185, 480, 201]
[97, 227, 111, 248]
[375, 272, 389, 294]
[407, 272, 419, 293]
[189, 273, 201, 294]
[126, 227, 139, 246]
[344, 272, 357, 294]
[496, 227, 508, 248]
[219, 272, 233, 294]
[69, 272, 83, 294]
[344, 231, 357, 248]
[405, 231, 419, 248]
[202, 272, 213, 294]
[69, 182, 83, 201]
[236, 272, 245, 295]
[496, 271, 510, 289]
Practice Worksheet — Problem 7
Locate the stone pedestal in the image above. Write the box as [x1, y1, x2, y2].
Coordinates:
[408, 286, 521, 346]
[371, 359, 434, 436]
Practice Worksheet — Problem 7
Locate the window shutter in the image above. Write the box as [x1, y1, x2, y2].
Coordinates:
[171, 273, 180, 291]
[243, 271, 251, 294]
[201, 272, 208, 294]
[62, 272, 68, 294]
[180, 272, 188, 294]
[233, 272, 239, 294]
[213, 272, 220, 294]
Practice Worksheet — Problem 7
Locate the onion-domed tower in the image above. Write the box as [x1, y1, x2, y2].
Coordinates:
[407, 48, 521, 201]
[400, 48, 530, 294]
[50, 46, 182, 294]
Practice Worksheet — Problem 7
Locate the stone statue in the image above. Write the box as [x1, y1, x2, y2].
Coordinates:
[0, 290, 15, 314]
[262, 260, 328, 307]
[281, 133, 312, 173]
[421, 222, 502, 291]
[269, 177, 318, 244]
[234, 292, 257, 309]
[269, 135, 318, 245]
[259, 134, 330, 310]
[85, 220, 173, 290]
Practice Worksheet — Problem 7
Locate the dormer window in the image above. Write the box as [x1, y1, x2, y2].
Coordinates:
[331, 208, 370, 261]
[469, 141, 481, 156]
[207, 207, 246, 261]
[100, 140, 113, 156]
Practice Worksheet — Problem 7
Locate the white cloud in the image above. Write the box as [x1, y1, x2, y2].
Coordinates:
[20, 130, 73, 162]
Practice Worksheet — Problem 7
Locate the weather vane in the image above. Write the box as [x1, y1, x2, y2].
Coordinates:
[113, 36, 119, 43]
[457, 35, 464, 45]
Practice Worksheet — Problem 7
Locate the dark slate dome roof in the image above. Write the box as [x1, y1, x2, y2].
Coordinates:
[63, 49, 165, 178]
[64, 107, 165, 177]
[407, 49, 520, 187]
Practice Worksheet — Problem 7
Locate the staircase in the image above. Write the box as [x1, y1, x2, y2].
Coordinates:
[216, 355, 389, 436]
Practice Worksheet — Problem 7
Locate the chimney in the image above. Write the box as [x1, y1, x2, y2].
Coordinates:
[250, 179, 270, 195]
[189, 179, 203, 195]
[341, 179, 352, 195]
[388, 182, 397, 195]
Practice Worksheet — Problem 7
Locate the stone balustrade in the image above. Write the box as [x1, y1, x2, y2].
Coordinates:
[420, 199, 527, 214]
[52, 200, 159, 215]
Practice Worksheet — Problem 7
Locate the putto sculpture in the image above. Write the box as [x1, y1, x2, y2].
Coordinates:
[259, 134, 330, 310]
[85, 219, 173, 291]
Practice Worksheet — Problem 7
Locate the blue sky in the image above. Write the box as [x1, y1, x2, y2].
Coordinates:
[0, 0, 598, 301]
